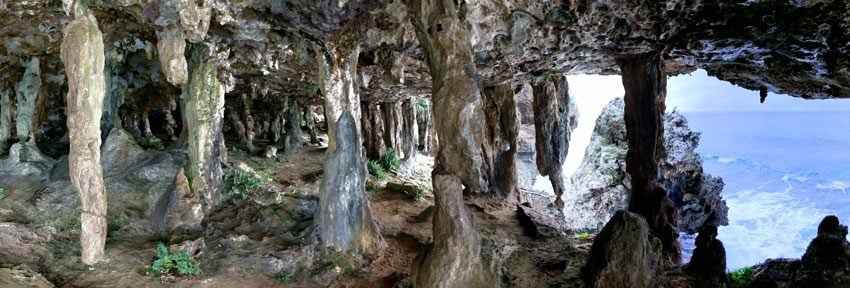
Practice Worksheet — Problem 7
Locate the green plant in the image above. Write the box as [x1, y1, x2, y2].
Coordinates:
[574, 232, 591, 240]
[728, 267, 754, 288]
[367, 160, 388, 180]
[138, 136, 165, 150]
[224, 169, 263, 200]
[272, 265, 308, 284]
[404, 186, 424, 202]
[275, 154, 286, 163]
[149, 242, 201, 276]
[0, 188, 5, 202]
[611, 172, 623, 187]
[308, 83, 321, 95]
[379, 149, 401, 173]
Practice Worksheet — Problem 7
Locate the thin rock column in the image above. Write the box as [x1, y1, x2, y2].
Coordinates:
[618, 52, 681, 267]
[304, 105, 321, 145]
[61, 3, 107, 265]
[0, 89, 11, 154]
[282, 97, 301, 153]
[362, 102, 386, 160]
[380, 101, 402, 156]
[531, 75, 571, 210]
[243, 94, 255, 153]
[15, 57, 42, 143]
[483, 84, 520, 202]
[316, 31, 385, 256]
[401, 98, 419, 160]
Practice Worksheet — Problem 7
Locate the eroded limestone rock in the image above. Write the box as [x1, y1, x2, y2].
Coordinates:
[685, 225, 726, 285]
[151, 168, 203, 234]
[156, 26, 188, 85]
[401, 98, 418, 161]
[15, 57, 42, 142]
[795, 215, 850, 286]
[532, 75, 571, 210]
[362, 101, 386, 160]
[282, 97, 301, 153]
[61, 6, 107, 265]
[0, 89, 11, 154]
[583, 210, 663, 288]
[184, 50, 225, 212]
[0, 223, 55, 267]
[317, 111, 384, 255]
[483, 84, 520, 202]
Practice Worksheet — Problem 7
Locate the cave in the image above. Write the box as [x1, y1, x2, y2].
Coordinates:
[0, 0, 848, 287]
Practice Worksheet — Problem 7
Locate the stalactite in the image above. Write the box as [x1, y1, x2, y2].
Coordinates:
[0, 89, 11, 155]
[282, 97, 302, 153]
[483, 84, 520, 202]
[304, 105, 321, 145]
[531, 75, 571, 211]
[61, 2, 107, 265]
[404, 0, 495, 286]
[618, 52, 681, 268]
[15, 57, 41, 143]
[401, 98, 419, 161]
[316, 30, 385, 256]
[184, 47, 225, 213]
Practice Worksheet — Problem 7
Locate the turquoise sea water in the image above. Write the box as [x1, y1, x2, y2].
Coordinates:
[680, 111, 850, 270]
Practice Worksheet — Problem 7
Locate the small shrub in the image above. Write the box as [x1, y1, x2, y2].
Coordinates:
[275, 154, 286, 163]
[272, 265, 308, 284]
[0, 188, 5, 202]
[728, 267, 754, 288]
[138, 136, 165, 150]
[367, 160, 388, 180]
[611, 172, 623, 187]
[574, 232, 591, 240]
[224, 169, 263, 200]
[149, 242, 201, 276]
[379, 149, 401, 173]
[404, 186, 424, 202]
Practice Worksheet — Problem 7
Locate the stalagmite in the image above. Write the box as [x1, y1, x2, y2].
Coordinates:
[184, 48, 225, 212]
[227, 110, 246, 143]
[531, 75, 571, 211]
[164, 106, 178, 141]
[270, 114, 282, 143]
[617, 52, 681, 267]
[303, 105, 321, 145]
[243, 94, 255, 152]
[380, 101, 402, 156]
[282, 97, 301, 153]
[60, 2, 107, 265]
[142, 111, 152, 137]
[483, 84, 520, 202]
[362, 102, 386, 160]
[404, 0, 494, 286]
[416, 99, 431, 153]
[401, 98, 419, 161]
[316, 31, 384, 255]
[0, 89, 10, 154]
[15, 57, 42, 142]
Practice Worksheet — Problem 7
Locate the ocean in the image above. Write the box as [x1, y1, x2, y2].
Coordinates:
[680, 111, 850, 270]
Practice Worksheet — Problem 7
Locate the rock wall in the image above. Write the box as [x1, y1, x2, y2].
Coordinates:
[566, 97, 728, 234]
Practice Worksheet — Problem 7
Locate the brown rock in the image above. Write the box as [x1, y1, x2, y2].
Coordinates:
[151, 168, 203, 233]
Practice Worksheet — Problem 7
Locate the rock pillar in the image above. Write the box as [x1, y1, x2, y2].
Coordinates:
[531, 75, 571, 210]
[243, 94, 255, 153]
[16, 57, 42, 143]
[617, 52, 680, 267]
[61, 3, 107, 265]
[184, 48, 225, 213]
[361, 101, 385, 160]
[316, 31, 385, 255]
[282, 97, 302, 153]
[380, 101, 402, 156]
[404, 0, 494, 286]
[483, 84, 520, 202]
[0, 89, 11, 154]
[401, 98, 419, 161]
[304, 105, 321, 145]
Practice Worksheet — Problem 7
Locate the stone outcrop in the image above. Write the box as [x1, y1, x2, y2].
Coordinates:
[566, 97, 728, 234]
[184, 48, 225, 213]
[583, 210, 663, 288]
[685, 225, 726, 285]
[795, 215, 850, 286]
[151, 168, 203, 234]
[0, 223, 55, 268]
[61, 3, 107, 265]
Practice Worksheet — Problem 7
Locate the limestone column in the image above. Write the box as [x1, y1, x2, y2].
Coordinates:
[282, 97, 301, 153]
[380, 101, 402, 156]
[0, 89, 11, 154]
[316, 31, 385, 256]
[416, 98, 431, 153]
[304, 105, 321, 145]
[242, 94, 255, 153]
[483, 84, 520, 202]
[15, 57, 42, 143]
[362, 101, 386, 160]
[404, 0, 494, 286]
[184, 48, 225, 212]
[401, 98, 419, 160]
[617, 52, 680, 267]
[61, 2, 107, 265]
[531, 75, 571, 210]
[143, 111, 153, 137]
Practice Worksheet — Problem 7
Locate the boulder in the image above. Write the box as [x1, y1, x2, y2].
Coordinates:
[685, 225, 726, 285]
[0, 223, 54, 267]
[795, 215, 850, 286]
[0, 264, 53, 288]
[583, 210, 663, 288]
[150, 168, 203, 233]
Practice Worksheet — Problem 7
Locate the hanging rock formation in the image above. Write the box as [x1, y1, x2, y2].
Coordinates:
[531, 75, 571, 210]
[151, 0, 213, 86]
[483, 84, 520, 202]
[184, 48, 225, 213]
[618, 53, 681, 267]
[316, 31, 384, 256]
[60, 3, 107, 265]
[15, 57, 42, 143]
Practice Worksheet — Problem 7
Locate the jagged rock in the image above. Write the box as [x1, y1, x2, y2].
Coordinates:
[566, 97, 727, 234]
[583, 210, 663, 288]
[795, 215, 850, 286]
[516, 202, 565, 239]
[531, 75, 572, 210]
[0, 223, 54, 267]
[0, 264, 53, 288]
[483, 84, 520, 201]
[15, 57, 41, 142]
[151, 168, 202, 234]
[685, 225, 726, 285]
[169, 237, 205, 256]
[100, 128, 143, 175]
[401, 98, 418, 160]
[749, 258, 800, 287]
[61, 5, 107, 265]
